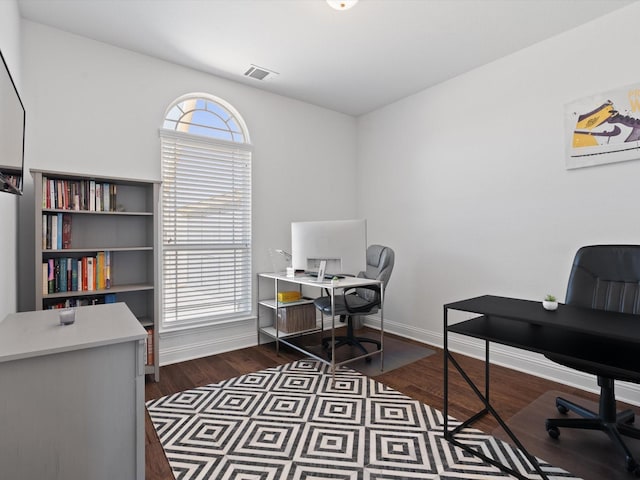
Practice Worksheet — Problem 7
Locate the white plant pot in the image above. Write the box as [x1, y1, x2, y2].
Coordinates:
[542, 300, 558, 311]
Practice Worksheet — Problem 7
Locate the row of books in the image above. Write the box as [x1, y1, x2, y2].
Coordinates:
[42, 213, 72, 250]
[44, 293, 118, 309]
[42, 176, 118, 211]
[42, 252, 112, 295]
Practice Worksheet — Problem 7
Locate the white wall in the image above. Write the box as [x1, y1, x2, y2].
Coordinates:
[19, 21, 357, 362]
[357, 3, 640, 403]
[0, 0, 21, 320]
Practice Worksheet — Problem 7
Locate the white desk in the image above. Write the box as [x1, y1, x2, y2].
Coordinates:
[257, 272, 384, 372]
[0, 303, 146, 480]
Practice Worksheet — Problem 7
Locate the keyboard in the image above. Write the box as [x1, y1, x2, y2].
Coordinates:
[305, 272, 345, 280]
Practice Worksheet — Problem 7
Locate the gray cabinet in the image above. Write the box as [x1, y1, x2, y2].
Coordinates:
[31, 169, 160, 381]
[0, 303, 147, 479]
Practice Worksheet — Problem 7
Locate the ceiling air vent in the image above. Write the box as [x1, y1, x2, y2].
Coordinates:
[244, 64, 278, 81]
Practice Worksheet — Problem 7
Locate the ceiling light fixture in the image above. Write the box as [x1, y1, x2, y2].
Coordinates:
[327, 0, 358, 11]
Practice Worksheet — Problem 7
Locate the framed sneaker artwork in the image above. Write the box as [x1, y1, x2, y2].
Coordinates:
[565, 82, 640, 169]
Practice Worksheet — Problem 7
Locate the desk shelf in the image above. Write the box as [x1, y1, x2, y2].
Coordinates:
[449, 314, 640, 379]
[258, 298, 315, 309]
[259, 323, 322, 340]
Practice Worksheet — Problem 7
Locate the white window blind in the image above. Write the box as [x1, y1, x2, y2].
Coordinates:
[160, 129, 252, 327]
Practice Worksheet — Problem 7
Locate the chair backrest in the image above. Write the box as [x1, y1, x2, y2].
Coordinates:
[566, 245, 640, 314]
[357, 244, 395, 301]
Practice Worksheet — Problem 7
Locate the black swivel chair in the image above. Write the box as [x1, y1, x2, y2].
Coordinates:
[314, 244, 394, 360]
[545, 245, 640, 474]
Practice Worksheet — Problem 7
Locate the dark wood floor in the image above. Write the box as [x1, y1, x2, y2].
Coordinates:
[144, 334, 634, 480]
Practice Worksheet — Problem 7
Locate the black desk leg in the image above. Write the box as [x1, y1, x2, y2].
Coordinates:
[443, 305, 449, 437]
[443, 313, 550, 480]
[485, 340, 490, 405]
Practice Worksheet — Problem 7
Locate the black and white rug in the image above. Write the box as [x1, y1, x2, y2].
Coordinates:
[146, 359, 581, 480]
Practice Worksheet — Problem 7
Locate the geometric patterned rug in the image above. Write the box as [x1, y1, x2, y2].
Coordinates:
[146, 359, 582, 480]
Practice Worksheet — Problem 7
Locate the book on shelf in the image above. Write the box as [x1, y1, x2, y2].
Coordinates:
[50, 214, 58, 250]
[103, 183, 110, 211]
[41, 263, 48, 295]
[86, 257, 94, 291]
[110, 184, 116, 211]
[66, 258, 73, 292]
[54, 260, 60, 293]
[47, 258, 54, 294]
[145, 328, 154, 366]
[96, 251, 105, 290]
[73, 182, 80, 211]
[47, 178, 54, 209]
[62, 214, 72, 249]
[105, 251, 111, 288]
[81, 257, 87, 291]
[95, 183, 101, 212]
[72, 259, 79, 291]
[56, 213, 62, 249]
[59, 258, 67, 292]
[41, 215, 47, 250]
[89, 180, 95, 211]
[56, 179, 63, 209]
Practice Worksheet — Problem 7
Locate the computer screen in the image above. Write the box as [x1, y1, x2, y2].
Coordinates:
[291, 219, 367, 275]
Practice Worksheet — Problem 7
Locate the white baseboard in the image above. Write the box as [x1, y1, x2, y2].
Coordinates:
[159, 318, 257, 366]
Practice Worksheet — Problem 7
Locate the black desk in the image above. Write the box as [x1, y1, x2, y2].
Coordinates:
[444, 295, 640, 480]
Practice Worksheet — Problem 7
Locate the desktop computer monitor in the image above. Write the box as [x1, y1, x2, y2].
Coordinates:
[291, 219, 367, 276]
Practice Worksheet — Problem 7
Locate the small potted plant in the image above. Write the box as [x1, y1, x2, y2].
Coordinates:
[542, 294, 558, 311]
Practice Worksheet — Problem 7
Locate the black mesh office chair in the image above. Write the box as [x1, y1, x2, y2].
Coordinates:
[314, 245, 394, 360]
[545, 245, 640, 474]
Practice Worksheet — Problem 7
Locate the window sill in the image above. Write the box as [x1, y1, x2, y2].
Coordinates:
[160, 314, 256, 334]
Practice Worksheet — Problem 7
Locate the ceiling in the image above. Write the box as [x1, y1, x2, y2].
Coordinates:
[17, 0, 635, 116]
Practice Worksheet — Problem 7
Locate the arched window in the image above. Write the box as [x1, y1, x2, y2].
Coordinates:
[160, 93, 252, 329]
[163, 95, 247, 143]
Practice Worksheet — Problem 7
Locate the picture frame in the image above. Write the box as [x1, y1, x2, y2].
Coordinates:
[565, 82, 640, 169]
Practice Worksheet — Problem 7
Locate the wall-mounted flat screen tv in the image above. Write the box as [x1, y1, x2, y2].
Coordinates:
[0, 49, 25, 195]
